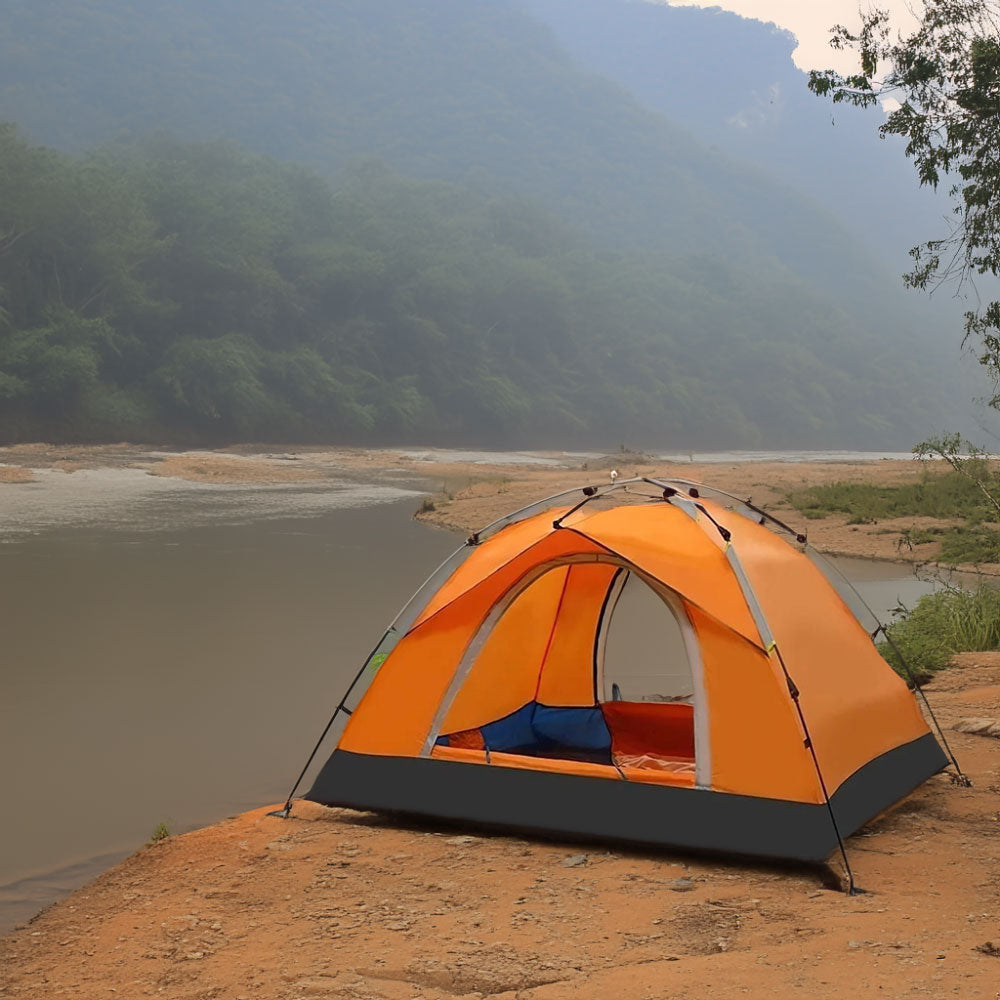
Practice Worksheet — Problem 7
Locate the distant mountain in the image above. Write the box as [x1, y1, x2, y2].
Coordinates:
[519, 0, 949, 268]
[0, 0, 973, 445]
[0, 1, 923, 285]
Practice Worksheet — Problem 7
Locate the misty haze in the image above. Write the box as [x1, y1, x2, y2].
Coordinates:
[3, 2, 1000, 997]
[0, 0, 985, 450]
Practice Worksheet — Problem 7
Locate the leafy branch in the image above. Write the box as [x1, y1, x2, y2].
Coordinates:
[914, 432, 1000, 517]
[809, 2, 1000, 400]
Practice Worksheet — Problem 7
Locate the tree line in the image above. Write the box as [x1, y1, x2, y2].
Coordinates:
[0, 125, 945, 447]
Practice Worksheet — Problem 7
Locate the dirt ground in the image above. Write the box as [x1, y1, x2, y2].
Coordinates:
[2, 653, 999, 999]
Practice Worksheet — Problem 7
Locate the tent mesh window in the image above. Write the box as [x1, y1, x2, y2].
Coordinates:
[436, 562, 698, 777]
[600, 572, 697, 775]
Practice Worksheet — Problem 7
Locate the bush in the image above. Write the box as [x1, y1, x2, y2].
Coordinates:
[878, 583, 1000, 681]
[150, 822, 170, 842]
[937, 526, 1000, 565]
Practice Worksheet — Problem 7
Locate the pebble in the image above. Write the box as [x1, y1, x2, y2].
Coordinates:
[561, 854, 588, 868]
[668, 878, 695, 892]
[445, 836, 477, 846]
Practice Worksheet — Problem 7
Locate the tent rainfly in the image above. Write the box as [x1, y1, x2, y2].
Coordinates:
[285, 477, 960, 888]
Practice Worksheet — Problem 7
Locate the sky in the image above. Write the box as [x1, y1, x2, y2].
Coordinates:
[667, 1, 923, 72]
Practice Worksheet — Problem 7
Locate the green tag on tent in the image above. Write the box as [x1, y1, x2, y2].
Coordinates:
[367, 652, 389, 674]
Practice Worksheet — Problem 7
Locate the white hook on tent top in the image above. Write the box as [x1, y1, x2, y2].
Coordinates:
[609, 469, 618, 483]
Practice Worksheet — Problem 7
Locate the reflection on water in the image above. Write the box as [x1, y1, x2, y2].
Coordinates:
[0, 478, 966, 932]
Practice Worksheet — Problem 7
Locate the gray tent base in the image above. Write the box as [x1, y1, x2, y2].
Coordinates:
[306, 733, 947, 864]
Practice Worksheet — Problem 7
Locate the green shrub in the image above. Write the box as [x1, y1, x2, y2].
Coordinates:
[150, 822, 170, 843]
[936, 525, 1000, 565]
[907, 527, 943, 545]
[878, 583, 1000, 681]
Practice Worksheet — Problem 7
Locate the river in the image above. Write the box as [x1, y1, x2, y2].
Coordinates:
[0, 464, 958, 931]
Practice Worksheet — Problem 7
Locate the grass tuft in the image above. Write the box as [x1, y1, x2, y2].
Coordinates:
[878, 583, 1000, 681]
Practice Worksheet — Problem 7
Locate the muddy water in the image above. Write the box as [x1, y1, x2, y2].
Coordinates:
[0, 478, 960, 932]
[0, 482, 457, 931]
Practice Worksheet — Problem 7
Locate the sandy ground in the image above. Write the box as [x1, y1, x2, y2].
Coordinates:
[2, 653, 999, 999]
[1, 442, 997, 572]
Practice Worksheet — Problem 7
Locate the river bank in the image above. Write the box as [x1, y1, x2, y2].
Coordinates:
[3, 442, 1000, 998]
[2, 441, 997, 572]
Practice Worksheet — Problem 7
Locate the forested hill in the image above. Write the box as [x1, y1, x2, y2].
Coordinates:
[0, 0, 928, 296]
[0, 128, 953, 448]
[520, 0, 947, 268]
[0, 0, 969, 447]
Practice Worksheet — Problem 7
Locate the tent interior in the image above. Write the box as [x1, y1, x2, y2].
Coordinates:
[434, 562, 700, 781]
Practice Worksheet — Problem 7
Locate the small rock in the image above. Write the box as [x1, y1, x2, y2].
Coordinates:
[561, 854, 588, 868]
[848, 941, 861, 950]
[185, 951, 204, 960]
[445, 836, 477, 846]
[954, 718, 1000, 739]
[668, 878, 695, 892]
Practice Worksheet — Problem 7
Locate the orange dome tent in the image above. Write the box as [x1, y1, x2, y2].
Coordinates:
[289, 477, 956, 878]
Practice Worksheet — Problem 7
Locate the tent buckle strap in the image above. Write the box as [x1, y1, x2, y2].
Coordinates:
[949, 772, 973, 788]
[267, 806, 292, 819]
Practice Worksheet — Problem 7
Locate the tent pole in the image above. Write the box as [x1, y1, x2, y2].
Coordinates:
[806, 545, 970, 786]
[268, 628, 394, 818]
[875, 625, 970, 786]
[772, 646, 858, 895]
[686, 501, 860, 894]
